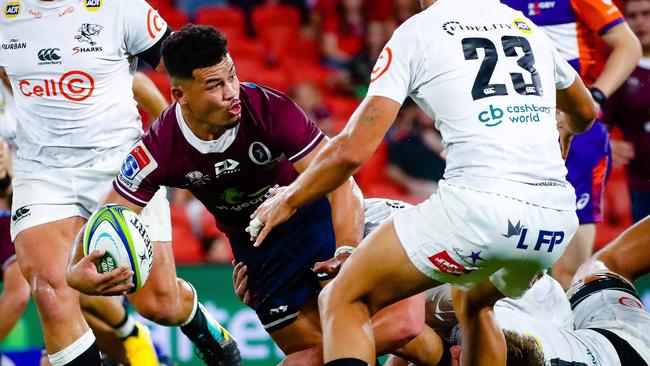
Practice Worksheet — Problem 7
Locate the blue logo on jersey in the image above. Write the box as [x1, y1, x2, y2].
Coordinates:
[121, 155, 141, 179]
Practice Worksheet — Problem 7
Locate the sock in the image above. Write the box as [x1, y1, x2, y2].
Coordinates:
[113, 313, 138, 339]
[48, 330, 101, 366]
[324, 358, 370, 366]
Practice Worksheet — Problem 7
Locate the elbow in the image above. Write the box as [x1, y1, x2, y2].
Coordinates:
[572, 102, 598, 134]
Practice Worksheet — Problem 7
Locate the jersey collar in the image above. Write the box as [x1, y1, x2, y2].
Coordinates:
[175, 103, 239, 154]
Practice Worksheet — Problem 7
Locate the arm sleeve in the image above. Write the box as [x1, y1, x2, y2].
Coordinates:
[122, 0, 169, 57]
[570, 0, 624, 35]
[553, 46, 578, 89]
[267, 90, 325, 163]
[366, 20, 422, 104]
[113, 139, 162, 207]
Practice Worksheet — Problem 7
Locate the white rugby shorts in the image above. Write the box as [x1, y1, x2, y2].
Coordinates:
[393, 180, 578, 298]
[11, 165, 171, 242]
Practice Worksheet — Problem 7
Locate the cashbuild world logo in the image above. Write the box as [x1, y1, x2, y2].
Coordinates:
[478, 103, 552, 127]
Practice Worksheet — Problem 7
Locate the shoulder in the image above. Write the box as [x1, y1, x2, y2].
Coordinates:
[240, 82, 303, 119]
[142, 103, 177, 154]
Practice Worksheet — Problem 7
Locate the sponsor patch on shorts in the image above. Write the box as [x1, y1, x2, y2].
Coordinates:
[428, 250, 471, 276]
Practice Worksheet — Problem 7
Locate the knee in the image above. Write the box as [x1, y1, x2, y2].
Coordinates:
[130, 281, 183, 325]
[317, 282, 344, 320]
[31, 273, 79, 313]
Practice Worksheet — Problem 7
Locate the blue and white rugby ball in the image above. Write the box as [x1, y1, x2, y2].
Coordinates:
[83, 204, 154, 293]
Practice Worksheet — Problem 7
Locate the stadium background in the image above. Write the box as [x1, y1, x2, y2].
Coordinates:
[2, 0, 647, 364]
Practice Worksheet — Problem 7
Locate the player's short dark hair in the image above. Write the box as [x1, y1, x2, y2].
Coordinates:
[161, 24, 228, 79]
[504, 330, 545, 366]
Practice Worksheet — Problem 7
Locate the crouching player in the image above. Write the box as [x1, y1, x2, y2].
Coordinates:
[424, 215, 650, 366]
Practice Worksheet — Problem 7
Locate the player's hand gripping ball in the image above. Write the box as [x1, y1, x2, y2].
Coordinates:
[83, 204, 154, 293]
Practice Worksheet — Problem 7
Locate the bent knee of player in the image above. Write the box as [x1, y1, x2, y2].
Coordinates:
[32, 275, 79, 315]
[130, 285, 184, 325]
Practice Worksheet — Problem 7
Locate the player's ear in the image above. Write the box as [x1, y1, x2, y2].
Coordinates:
[171, 85, 186, 105]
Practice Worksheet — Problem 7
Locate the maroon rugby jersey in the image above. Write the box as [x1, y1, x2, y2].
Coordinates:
[603, 61, 650, 191]
[113, 83, 324, 238]
[0, 211, 14, 282]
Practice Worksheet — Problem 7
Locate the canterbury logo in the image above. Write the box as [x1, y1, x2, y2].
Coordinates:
[38, 48, 61, 61]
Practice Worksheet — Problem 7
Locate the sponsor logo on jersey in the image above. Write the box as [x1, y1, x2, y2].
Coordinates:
[527, 1, 555, 16]
[428, 251, 470, 276]
[12, 206, 30, 222]
[509, 220, 565, 253]
[59, 5, 74, 17]
[121, 146, 152, 180]
[117, 143, 158, 192]
[576, 193, 590, 210]
[442, 20, 513, 36]
[19, 70, 94, 101]
[37, 48, 62, 65]
[248, 142, 273, 165]
[74, 23, 103, 46]
[513, 18, 532, 34]
[28, 9, 41, 18]
[4, 1, 19, 19]
[370, 47, 392, 83]
[215, 186, 271, 211]
[146, 8, 165, 39]
[84, 0, 101, 11]
[184, 171, 211, 187]
[71, 46, 103, 55]
[214, 159, 240, 177]
[1, 38, 26, 50]
[618, 296, 644, 309]
[478, 103, 551, 127]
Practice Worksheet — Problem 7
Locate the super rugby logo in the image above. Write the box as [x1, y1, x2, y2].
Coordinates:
[117, 143, 158, 192]
[19, 70, 95, 101]
[5, 1, 19, 18]
[121, 146, 152, 180]
[75, 23, 103, 46]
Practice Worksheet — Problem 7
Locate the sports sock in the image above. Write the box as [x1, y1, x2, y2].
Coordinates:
[324, 358, 370, 366]
[113, 313, 138, 339]
[48, 329, 101, 366]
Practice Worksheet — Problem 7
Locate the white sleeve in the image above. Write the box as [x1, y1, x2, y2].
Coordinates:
[366, 21, 422, 104]
[553, 47, 577, 90]
[121, 0, 168, 56]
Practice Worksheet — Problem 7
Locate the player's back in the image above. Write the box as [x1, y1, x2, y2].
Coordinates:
[384, 0, 575, 210]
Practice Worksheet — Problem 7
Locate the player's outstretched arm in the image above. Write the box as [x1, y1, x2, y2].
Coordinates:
[0, 260, 30, 341]
[593, 22, 642, 98]
[250, 96, 400, 247]
[132, 71, 169, 121]
[576, 216, 650, 284]
[65, 188, 145, 296]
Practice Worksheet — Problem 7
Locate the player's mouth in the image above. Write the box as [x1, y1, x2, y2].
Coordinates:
[228, 101, 241, 116]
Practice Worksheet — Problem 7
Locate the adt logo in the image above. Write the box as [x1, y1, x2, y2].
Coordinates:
[84, 0, 101, 11]
[5, 1, 20, 18]
[121, 147, 151, 179]
[478, 104, 503, 127]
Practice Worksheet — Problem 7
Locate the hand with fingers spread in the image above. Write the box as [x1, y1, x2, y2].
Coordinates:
[231, 261, 250, 305]
[247, 186, 297, 247]
[65, 249, 134, 296]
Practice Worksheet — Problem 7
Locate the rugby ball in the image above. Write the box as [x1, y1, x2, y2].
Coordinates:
[83, 204, 154, 293]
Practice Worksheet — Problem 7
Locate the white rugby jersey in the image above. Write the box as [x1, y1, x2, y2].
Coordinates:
[495, 306, 622, 365]
[367, 0, 578, 210]
[0, 0, 167, 173]
[0, 83, 16, 145]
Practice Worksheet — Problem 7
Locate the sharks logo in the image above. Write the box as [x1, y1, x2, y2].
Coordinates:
[74, 23, 103, 45]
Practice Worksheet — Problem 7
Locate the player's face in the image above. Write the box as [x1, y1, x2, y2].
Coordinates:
[182, 55, 241, 131]
[627, 0, 650, 50]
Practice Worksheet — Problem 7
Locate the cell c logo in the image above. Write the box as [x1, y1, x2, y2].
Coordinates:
[370, 47, 392, 83]
[618, 296, 644, 309]
[147, 8, 164, 39]
[60, 70, 95, 101]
